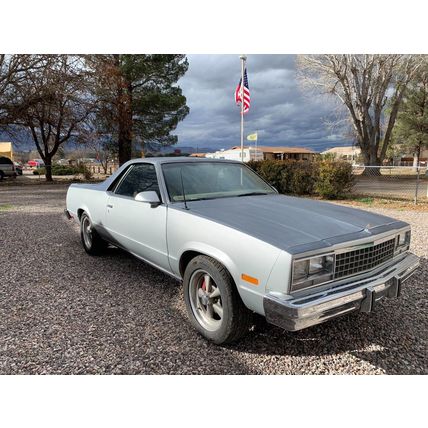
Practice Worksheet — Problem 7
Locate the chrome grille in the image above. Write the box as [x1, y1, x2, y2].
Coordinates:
[334, 238, 396, 279]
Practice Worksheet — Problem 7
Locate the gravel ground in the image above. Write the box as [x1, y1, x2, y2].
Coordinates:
[0, 184, 427, 374]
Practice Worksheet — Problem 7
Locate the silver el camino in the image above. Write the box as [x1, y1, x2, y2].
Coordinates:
[65, 158, 419, 344]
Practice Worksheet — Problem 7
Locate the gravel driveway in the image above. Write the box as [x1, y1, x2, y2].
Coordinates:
[1, 184, 427, 374]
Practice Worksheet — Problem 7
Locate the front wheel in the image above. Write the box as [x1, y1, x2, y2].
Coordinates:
[183, 255, 252, 344]
[80, 212, 107, 255]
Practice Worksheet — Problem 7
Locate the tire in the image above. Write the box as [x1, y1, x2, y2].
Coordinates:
[183, 255, 252, 344]
[80, 212, 108, 255]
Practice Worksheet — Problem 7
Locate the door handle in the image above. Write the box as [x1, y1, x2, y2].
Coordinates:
[107, 204, 113, 208]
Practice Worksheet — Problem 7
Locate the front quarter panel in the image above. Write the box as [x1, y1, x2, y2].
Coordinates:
[167, 206, 283, 314]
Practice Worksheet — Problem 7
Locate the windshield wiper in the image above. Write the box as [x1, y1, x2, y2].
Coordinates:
[187, 196, 219, 202]
[237, 192, 269, 197]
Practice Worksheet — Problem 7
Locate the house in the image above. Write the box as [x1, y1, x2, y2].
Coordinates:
[0, 142, 14, 161]
[205, 146, 264, 162]
[205, 145, 317, 162]
[322, 146, 361, 163]
[396, 148, 428, 166]
[257, 146, 317, 161]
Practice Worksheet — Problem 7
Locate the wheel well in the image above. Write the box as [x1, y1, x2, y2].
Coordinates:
[77, 209, 85, 220]
[179, 250, 202, 278]
[179, 251, 237, 287]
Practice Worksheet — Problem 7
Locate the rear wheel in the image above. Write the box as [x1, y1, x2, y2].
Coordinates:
[183, 255, 252, 344]
[80, 212, 107, 255]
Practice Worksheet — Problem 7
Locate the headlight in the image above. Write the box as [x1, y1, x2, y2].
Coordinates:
[396, 230, 411, 248]
[395, 230, 411, 252]
[291, 254, 335, 292]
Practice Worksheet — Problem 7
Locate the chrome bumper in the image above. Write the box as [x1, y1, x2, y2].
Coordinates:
[264, 253, 420, 332]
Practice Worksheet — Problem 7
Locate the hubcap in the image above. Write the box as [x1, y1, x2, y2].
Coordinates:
[82, 217, 92, 248]
[189, 269, 223, 332]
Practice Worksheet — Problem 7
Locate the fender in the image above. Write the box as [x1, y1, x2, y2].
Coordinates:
[175, 241, 268, 314]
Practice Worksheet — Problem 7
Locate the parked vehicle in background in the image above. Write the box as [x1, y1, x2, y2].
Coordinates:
[0, 156, 17, 180]
[65, 158, 419, 344]
[27, 159, 45, 168]
[13, 162, 23, 175]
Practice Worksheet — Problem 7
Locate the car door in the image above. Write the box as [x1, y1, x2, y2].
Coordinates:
[103, 163, 169, 271]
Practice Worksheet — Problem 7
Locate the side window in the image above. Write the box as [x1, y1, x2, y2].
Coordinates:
[114, 164, 160, 198]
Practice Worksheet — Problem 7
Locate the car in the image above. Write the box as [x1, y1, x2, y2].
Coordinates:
[0, 156, 17, 180]
[65, 158, 419, 344]
[13, 161, 23, 175]
[27, 159, 44, 168]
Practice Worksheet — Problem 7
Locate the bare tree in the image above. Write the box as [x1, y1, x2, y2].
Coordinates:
[76, 118, 116, 174]
[2, 55, 95, 181]
[297, 55, 423, 167]
[0, 55, 42, 123]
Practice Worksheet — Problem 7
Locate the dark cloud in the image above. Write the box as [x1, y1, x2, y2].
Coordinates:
[175, 54, 350, 152]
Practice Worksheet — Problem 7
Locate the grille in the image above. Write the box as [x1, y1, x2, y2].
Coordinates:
[334, 238, 396, 279]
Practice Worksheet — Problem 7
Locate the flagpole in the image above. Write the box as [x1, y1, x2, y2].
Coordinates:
[255, 130, 258, 160]
[240, 54, 246, 162]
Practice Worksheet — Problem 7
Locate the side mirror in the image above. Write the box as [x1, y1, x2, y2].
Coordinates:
[134, 191, 161, 207]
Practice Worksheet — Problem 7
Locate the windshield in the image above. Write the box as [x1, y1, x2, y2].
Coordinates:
[162, 162, 276, 202]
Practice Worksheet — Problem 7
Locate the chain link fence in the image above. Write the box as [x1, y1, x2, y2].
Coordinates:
[352, 166, 428, 203]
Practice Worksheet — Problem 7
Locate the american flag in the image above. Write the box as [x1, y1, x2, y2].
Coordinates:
[235, 68, 250, 114]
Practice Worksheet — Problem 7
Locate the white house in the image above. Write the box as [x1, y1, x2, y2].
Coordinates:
[322, 146, 361, 164]
[205, 146, 264, 162]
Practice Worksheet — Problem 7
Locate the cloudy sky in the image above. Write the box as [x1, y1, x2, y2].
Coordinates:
[174, 54, 350, 152]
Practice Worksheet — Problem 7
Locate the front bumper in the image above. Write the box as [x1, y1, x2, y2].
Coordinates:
[264, 252, 419, 331]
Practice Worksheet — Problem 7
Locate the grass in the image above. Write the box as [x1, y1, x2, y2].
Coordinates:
[0, 204, 13, 211]
[353, 197, 374, 205]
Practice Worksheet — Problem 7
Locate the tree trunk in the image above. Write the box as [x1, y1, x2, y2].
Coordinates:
[118, 125, 132, 166]
[116, 70, 133, 166]
[44, 156, 53, 182]
[359, 137, 382, 175]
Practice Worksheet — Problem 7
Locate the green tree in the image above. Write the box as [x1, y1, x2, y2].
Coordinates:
[393, 64, 428, 166]
[87, 55, 189, 165]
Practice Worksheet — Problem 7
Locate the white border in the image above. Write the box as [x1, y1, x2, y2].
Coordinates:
[0, 1, 427, 53]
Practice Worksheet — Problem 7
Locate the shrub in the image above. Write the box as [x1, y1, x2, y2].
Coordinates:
[253, 160, 285, 192]
[314, 160, 354, 199]
[283, 161, 319, 195]
[247, 159, 354, 199]
[32, 164, 94, 177]
[79, 164, 93, 180]
[33, 168, 45, 175]
[53, 166, 75, 175]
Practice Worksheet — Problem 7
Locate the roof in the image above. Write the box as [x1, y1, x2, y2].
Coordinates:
[322, 146, 361, 155]
[256, 146, 316, 154]
[72, 157, 244, 192]
[229, 145, 315, 154]
[134, 156, 241, 165]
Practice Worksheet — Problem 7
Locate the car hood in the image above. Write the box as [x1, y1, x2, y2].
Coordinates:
[181, 194, 407, 254]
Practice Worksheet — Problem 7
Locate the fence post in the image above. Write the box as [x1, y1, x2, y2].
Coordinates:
[414, 164, 420, 205]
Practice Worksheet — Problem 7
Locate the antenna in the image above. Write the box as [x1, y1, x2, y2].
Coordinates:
[180, 167, 189, 210]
